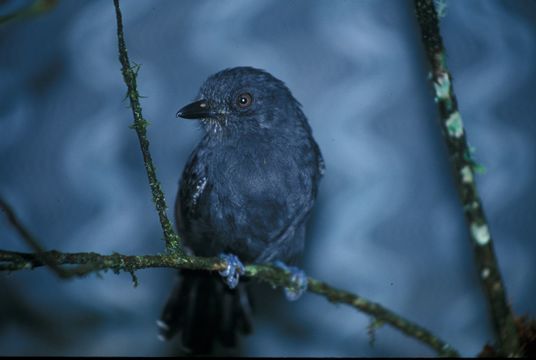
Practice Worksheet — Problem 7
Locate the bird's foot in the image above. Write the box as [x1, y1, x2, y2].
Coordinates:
[218, 253, 245, 289]
[274, 261, 308, 301]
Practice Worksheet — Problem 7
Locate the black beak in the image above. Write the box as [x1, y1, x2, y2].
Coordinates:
[176, 100, 212, 119]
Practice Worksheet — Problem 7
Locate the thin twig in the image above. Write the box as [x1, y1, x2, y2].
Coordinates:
[413, 0, 520, 356]
[113, 0, 181, 254]
[0, 245, 459, 357]
[0, 196, 89, 278]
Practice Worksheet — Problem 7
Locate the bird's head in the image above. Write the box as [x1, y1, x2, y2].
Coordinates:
[176, 67, 303, 135]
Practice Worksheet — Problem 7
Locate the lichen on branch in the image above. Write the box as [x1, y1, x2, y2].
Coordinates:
[414, 0, 520, 356]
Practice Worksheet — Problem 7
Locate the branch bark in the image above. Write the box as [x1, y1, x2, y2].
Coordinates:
[113, 0, 181, 254]
[413, 0, 520, 356]
[0, 244, 459, 357]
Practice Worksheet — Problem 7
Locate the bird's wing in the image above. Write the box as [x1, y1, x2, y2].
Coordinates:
[314, 140, 326, 178]
[254, 199, 313, 264]
[295, 106, 325, 179]
[175, 146, 210, 236]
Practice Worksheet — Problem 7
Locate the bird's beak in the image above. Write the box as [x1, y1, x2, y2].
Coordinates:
[176, 100, 213, 120]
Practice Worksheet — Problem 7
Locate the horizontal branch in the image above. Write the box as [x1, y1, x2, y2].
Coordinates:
[0, 247, 459, 357]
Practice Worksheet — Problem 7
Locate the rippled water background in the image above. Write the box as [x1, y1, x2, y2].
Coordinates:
[1, 0, 535, 356]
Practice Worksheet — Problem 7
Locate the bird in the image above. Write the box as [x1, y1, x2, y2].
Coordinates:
[158, 66, 324, 354]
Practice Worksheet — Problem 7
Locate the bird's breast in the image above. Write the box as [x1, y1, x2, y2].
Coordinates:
[210, 140, 308, 202]
[181, 133, 318, 260]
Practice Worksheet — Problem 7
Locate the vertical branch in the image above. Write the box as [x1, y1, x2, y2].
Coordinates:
[414, 0, 520, 356]
[113, 0, 182, 254]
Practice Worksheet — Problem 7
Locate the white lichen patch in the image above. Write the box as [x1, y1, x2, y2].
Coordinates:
[434, 72, 450, 100]
[434, 0, 448, 18]
[471, 223, 490, 246]
[481, 268, 491, 279]
[461, 165, 473, 184]
[446, 111, 464, 138]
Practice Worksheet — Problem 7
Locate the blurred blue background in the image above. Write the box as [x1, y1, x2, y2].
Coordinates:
[1, 0, 535, 356]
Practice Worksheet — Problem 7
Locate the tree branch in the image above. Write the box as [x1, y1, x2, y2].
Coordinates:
[0, 245, 459, 357]
[113, 0, 181, 254]
[413, 0, 520, 356]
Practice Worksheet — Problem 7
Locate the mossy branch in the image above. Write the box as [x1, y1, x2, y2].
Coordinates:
[113, 0, 181, 254]
[0, 233, 459, 357]
[414, 0, 520, 356]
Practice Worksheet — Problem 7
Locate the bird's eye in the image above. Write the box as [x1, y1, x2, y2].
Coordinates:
[237, 93, 253, 108]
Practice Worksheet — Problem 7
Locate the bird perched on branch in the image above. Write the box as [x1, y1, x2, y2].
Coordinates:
[158, 66, 324, 354]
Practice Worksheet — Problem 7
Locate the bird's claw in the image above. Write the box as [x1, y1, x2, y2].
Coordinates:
[274, 260, 308, 301]
[218, 253, 245, 289]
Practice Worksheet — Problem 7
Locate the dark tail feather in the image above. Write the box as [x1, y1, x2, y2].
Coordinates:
[158, 269, 254, 354]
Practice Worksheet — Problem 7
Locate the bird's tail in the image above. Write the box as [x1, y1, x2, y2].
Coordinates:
[158, 269, 253, 354]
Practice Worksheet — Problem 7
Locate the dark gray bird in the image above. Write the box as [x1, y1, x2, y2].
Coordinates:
[159, 66, 324, 354]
